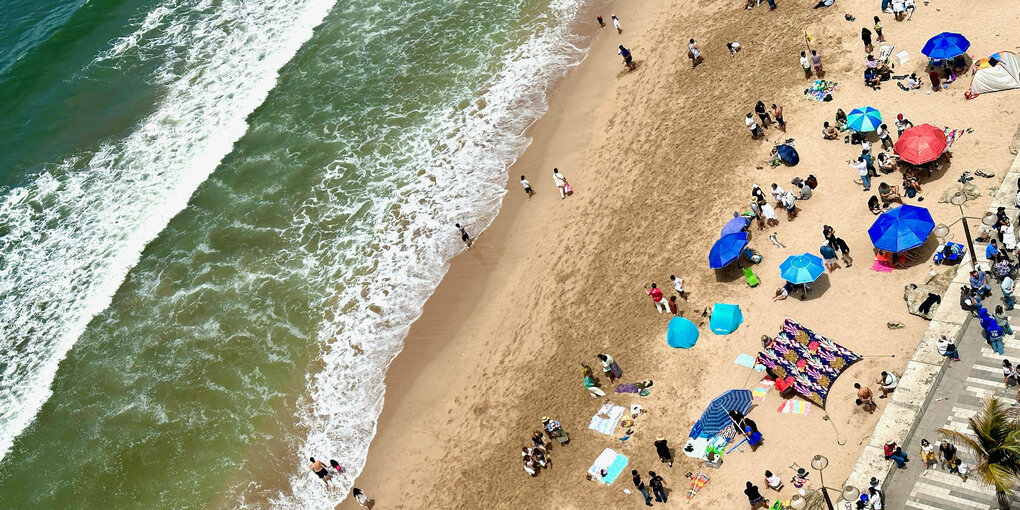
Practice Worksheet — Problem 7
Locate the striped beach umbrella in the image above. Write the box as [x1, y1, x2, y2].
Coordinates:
[689, 389, 753, 439]
[846, 106, 882, 132]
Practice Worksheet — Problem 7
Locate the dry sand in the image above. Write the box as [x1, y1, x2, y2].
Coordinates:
[344, 0, 1020, 507]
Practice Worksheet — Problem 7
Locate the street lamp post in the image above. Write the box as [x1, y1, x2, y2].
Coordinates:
[932, 192, 1000, 268]
[811, 455, 834, 510]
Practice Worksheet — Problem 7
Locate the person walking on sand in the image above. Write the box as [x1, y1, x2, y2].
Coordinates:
[874, 16, 885, 43]
[654, 435, 674, 467]
[754, 101, 771, 128]
[352, 488, 371, 508]
[688, 39, 702, 69]
[645, 283, 667, 314]
[670, 274, 687, 299]
[552, 168, 569, 199]
[649, 471, 668, 503]
[861, 27, 873, 53]
[827, 232, 853, 267]
[800, 51, 812, 78]
[668, 296, 680, 316]
[810, 50, 824, 76]
[598, 353, 623, 382]
[771, 104, 785, 131]
[581, 362, 606, 397]
[877, 124, 893, 150]
[746, 426, 764, 451]
[855, 382, 876, 413]
[745, 481, 769, 509]
[520, 175, 533, 198]
[596, 15, 605, 28]
[611, 14, 621, 34]
[633, 470, 653, 506]
[455, 223, 472, 247]
[746, 113, 763, 139]
[820, 243, 839, 273]
[308, 457, 332, 487]
[850, 157, 871, 191]
[618, 45, 636, 71]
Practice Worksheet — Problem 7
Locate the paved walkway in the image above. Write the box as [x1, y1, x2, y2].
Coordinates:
[885, 289, 1020, 510]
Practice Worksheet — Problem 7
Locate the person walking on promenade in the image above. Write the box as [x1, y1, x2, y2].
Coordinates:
[645, 283, 667, 314]
[939, 440, 958, 470]
[633, 470, 653, 506]
[688, 39, 702, 69]
[1003, 359, 1018, 387]
[309, 457, 333, 487]
[876, 371, 897, 398]
[920, 438, 936, 468]
[611, 14, 621, 34]
[980, 309, 1006, 355]
[654, 435, 673, 467]
[1001, 273, 1015, 310]
[855, 382, 877, 413]
[598, 353, 623, 382]
[995, 305, 1014, 335]
[520, 175, 533, 198]
[744, 481, 769, 509]
[648, 471, 668, 503]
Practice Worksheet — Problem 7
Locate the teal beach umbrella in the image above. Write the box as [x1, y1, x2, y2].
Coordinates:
[847, 106, 882, 132]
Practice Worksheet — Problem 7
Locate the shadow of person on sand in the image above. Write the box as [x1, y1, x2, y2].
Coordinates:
[616, 61, 642, 79]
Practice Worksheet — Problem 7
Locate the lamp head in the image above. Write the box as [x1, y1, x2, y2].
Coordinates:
[932, 224, 950, 239]
[811, 454, 829, 471]
[789, 494, 807, 510]
[982, 212, 999, 226]
[950, 192, 968, 206]
[842, 485, 861, 502]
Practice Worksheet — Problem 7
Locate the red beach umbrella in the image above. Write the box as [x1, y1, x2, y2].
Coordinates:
[894, 124, 948, 165]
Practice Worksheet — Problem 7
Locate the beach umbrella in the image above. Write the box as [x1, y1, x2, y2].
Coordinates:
[779, 253, 825, 284]
[846, 107, 882, 132]
[667, 316, 699, 349]
[708, 232, 749, 269]
[709, 303, 743, 335]
[868, 204, 936, 253]
[721, 216, 750, 236]
[894, 124, 947, 165]
[688, 389, 753, 439]
[776, 144, 799, 166]
[922, 32, 970, 60]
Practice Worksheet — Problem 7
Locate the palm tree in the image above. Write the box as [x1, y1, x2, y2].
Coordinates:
[938, 397, 1020, 509]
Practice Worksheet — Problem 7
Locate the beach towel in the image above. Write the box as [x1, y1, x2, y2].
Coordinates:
[686, 472, 711, 502]
[777, 400, 812, 415]
[803, 80, 838, 102]
[587, 448, 628, 485]
[943, 127, 964, 148]
[734, 353, 766, 371]
[752, 380, 774, 403]
[588, 403, 626, 436]
[871, 258, 896, 272]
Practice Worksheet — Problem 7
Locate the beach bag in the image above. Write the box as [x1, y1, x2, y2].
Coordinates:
[564, 183, 573, 195]
[905, 186, 916, 198]
[806, 175, 817, 189]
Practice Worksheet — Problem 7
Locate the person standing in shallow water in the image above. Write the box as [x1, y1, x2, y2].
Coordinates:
[455, 223, 472, 247]
[308, 457, 332, 487]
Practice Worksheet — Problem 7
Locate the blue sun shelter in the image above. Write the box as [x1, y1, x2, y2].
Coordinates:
[709, 303, 743, 335]
[667, 316, 699, 348]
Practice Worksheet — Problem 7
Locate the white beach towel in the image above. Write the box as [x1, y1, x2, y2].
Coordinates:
[587, 448, 628, 485]
[588, 403, 626, 436]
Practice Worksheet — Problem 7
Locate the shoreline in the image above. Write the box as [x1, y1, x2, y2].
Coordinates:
[343, 0, 1020, 507]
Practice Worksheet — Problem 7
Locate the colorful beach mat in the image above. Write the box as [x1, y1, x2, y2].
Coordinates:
[752, 380, 774, 403]
[686, 472, 711, 502]
[777, 400, 812, 415]
[803, 80, 838, 102]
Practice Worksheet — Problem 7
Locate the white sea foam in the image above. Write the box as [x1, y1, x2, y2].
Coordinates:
[0, 0, 338, 462]
[271, 0, 593, 506]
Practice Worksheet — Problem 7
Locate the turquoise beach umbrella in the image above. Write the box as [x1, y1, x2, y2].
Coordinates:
[667, 316, 699, 348]
[709, 303, 743, 335]
[779, 253, 825, 284]
[847, 107, 882, 132]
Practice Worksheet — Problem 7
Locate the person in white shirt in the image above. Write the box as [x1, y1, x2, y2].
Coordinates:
[552, 168, 569, 199]
[611, 14, 621, 34]
[746, 113, 762, 139]
[520, 175, 533, 198]
[800, 51, 812, 78]
[850, 157, 871, 190]
[935, 335, 960, 361]
[669, 274, 686, 298]
[906, 73, 921, 89]
[876, 370, 898, 398]
[877, 124, 893, 150]
[904, 0, 915, 20]
[688, 39, 702, 69]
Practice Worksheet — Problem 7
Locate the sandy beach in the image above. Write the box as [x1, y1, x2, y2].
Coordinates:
[345, 0, 1020, 507]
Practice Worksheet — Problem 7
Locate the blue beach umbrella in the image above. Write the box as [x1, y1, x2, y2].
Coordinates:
[846, 107, 882, 132]
[868, 204, 936, 253]
[721, 216, 750, 236]
[708, 232, 749, 269]
[779, 253, 825, 284]
[689, 389, 753, 439]
[922, 32, 971, 60]
[667, 316, 699, 349]
[709, 303, 743, 335]
[776, 144, 799, 166]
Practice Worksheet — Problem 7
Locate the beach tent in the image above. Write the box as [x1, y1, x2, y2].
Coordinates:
[757, 317, 861, 407]
[709, 303, 743, 335]
[667, 316, 699, 348]
[688, 389, 752, 439]
[779, 253, 825, 284]
[708, 232, 749, 269]
[970, 51, 1020, 96]
[868, 204, 935, 253]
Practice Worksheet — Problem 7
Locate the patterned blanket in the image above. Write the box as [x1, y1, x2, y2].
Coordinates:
[757, 317, 861, 407]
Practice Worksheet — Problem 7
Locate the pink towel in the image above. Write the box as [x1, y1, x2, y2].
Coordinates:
[871, 259, 895, 272]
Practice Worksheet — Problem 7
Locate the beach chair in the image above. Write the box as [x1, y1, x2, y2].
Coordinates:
[742, 267, 760, 287]
[685, 472, 711, 502]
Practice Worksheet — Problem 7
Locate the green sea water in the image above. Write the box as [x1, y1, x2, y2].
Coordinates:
[0, 0, 591, 506]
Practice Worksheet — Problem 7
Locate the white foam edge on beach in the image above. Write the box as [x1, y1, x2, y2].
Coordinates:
[274, 0, 595, 506]
[0, 0, 339, 462]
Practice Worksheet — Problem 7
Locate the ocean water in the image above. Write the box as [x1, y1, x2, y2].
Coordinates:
[0, 0, 591, 506]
